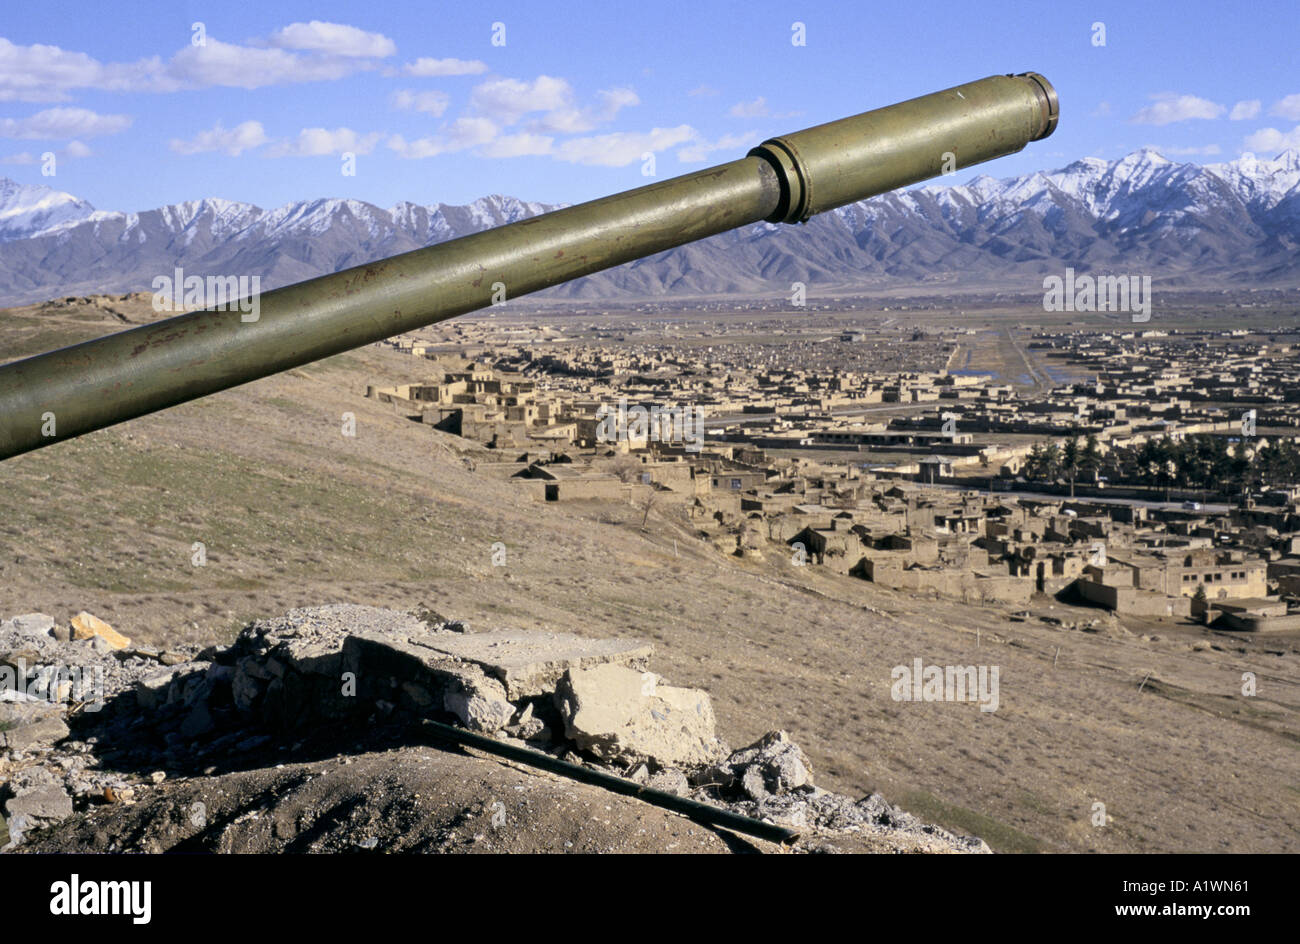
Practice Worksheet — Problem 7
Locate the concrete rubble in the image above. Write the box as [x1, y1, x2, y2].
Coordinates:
[70, 611, 131, 651]
[415, 630, 654, 699]
[556, 663, 726, 766]
[1, 604, 988, 853]
[0, 697, 70, 751]
[3, 766, 73, 846]
[2, 614, 56, 638]
[700, 729, 812, 801]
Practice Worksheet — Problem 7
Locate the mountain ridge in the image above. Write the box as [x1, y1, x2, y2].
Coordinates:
[1, 147, 1298, 306]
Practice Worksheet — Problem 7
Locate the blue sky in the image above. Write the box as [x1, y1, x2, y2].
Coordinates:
[2, 0, 1298, 212]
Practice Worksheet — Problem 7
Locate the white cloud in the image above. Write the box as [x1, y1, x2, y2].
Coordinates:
[1090, 101, 1112, 118]
[63, 139, 92, 158]
[268, 21, 396, 58]
[1130, 93, 1225, 125]
[403, 57, 487, 77]
[444, 117, 498, 148]
[466, 77, 637, 134]
[168, 39, 367, 90]
[0, 37, 118, 102]
[688, 85, 719, 98]
[268, 127, 382, 157]
[1229, 100, 1261, 121]
[1243, 125, 1300, 153]
[553, 125, 696, 166]
[1270, 94, 1300, 121]
[0, 31, 387, 102]
[677, 131, 752, 163]
[392, 89, 451, 116]
[470, 75, 573, 126]
[0, 107, 131, 139]
[387, 117, 499, 158]
[726, 96, 798, 121]
[479, 132, 554, 158]
[729, 97, 769, 119]
[598, 88, 640, 115]
[169, 120, 268, 156]
[0, 151, 35, 164]
[527, 86, 639, 134]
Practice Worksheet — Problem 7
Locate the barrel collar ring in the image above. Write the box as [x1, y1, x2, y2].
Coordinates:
[749, 136, 813, 224]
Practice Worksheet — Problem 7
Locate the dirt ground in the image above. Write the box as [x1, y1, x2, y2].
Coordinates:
[15, 734, 970, 855]
[3, 295, 1298, 853]
[16, 745, 769, 854]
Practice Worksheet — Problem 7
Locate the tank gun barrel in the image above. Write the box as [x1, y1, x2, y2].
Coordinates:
[0, 72, 1057, 460]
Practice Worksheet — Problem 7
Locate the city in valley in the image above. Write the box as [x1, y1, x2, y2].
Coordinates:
[375, 290, 1300, 634]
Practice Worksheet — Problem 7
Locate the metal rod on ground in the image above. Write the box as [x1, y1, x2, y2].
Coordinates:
[420, 718, 800, 846]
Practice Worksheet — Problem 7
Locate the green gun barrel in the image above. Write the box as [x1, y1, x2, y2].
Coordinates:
[0, 72, 1056, 460]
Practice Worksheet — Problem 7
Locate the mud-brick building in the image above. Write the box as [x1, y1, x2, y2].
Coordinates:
[1152, 548, 1268, 600]
[513, 466, 627, 502]
[857, 556, 1033, 606]
[1208, 598, 1300, 632]
[1074, 560, 1194, 618]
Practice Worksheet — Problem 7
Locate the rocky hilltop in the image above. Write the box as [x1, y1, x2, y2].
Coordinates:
[1, 605, 987, 854]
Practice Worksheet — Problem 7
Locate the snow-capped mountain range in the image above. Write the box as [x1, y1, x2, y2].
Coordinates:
[1, 147, 1297, 307]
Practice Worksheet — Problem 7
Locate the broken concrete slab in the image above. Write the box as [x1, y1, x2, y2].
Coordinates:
[342, 631, 516, 731]
[70, 611, 130, 651]
[341, 630, 449, 686]
[3, 767, 73, 829]
[132, 607, 688, 763]
[442, 670, 515, 733]
[555, 663, 726, 767]
[414, 630, 653, 700]
[3, 614, 56, 638]
[273, 633, 346, 678]
[0, 700, 69, 750]
[0, 648, 42, 677]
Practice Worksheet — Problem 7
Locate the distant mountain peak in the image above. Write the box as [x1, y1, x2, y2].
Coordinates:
[0, 177, 97, 242]
[1124, 146, 1173, 162]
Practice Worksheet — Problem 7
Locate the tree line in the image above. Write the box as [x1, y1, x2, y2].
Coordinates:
[1021, 431, 1300, 498]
